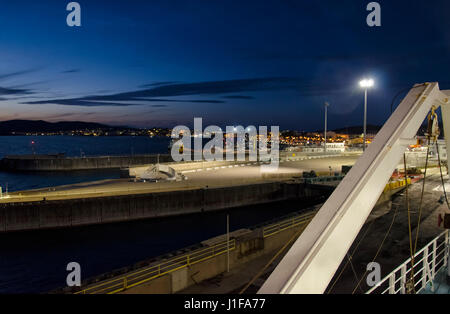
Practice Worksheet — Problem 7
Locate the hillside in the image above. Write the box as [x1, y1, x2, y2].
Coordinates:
[0, 120, 116, 135]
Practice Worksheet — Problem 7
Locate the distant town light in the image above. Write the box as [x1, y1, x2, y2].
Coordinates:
[359, 79, 374, 88]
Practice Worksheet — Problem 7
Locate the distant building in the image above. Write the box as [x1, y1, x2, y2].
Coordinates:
[413, 136, 447, 161]
[324, 142, 345, 153]
[429, 139, 447, 160]
[301, 146, 324, 153]
[301, 142, 345, 154]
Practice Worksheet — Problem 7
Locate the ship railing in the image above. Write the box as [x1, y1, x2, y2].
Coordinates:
[366, 230, 449, 294]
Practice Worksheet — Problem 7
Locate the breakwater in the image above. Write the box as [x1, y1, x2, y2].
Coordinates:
[0, 154, 173, 171]
[0, 182, 331, 233]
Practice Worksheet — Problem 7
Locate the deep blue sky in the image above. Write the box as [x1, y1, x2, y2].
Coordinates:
[0, 0, 449, 130]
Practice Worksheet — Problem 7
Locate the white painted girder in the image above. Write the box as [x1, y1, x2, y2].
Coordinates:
[259, 82, 449, 294]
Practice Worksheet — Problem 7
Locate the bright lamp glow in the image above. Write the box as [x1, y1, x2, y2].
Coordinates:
[359, 79, 374, 88]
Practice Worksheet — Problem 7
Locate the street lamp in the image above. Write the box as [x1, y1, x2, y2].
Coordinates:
[324, 102, 330, 154]
[359, 79, 374, 152]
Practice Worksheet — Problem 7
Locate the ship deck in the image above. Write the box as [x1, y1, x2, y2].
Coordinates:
[420, 267, 450, 294]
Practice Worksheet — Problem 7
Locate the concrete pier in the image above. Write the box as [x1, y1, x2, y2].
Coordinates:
[0, 182, 331, 233]
[0, 154, 173, 171]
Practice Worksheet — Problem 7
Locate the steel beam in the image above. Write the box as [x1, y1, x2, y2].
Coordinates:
[259, 82, 448, 294]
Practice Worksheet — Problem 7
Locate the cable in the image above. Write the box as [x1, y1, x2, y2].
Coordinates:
[327, 163, 401, 293]
[326, 215, 377, 293]
[411, 141, 429, 260]
[412, 107, 444, 257]
[405, 152, 417, 293]
[352, 102, 441, 294]
[347, 254, 365, 293]
[351, 153, 412, 294]
[403, 109, 435, 293]
[404, 107, 443, 293]
[351, 196, 400, 294]
[435, 139, 450, 211]
[330, 155, 408, 294]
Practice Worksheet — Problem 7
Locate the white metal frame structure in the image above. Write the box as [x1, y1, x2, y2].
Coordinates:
[259, 82, 450, 294]
[366, 230, 449, 294]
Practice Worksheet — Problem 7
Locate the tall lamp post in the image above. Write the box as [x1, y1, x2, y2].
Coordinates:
[359, 79, 374, 152]
[324, 102, 330, 154]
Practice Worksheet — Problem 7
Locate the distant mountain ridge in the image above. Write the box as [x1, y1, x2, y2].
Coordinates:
[0, 120, 119, 135]
[0, 120, 429, 137]
[0, 120, 385, 136]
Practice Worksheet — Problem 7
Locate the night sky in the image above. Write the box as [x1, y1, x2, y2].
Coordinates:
[0, 0, 449, 130]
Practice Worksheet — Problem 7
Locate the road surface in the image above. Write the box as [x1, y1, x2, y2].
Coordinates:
[0, 155, 359, 203]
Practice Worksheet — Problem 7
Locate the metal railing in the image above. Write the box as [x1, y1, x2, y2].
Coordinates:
[263, 211, 316, 238]
[282, 154, 341, 162]
[366, 230, 449, 294]
[75, 239, 236, 294]
[75, 210, 317, 294]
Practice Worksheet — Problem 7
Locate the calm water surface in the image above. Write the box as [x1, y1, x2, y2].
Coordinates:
[0, 136, 170, 192]
[0, 136, 315, 293]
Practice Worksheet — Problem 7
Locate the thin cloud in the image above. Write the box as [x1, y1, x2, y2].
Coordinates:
[0, 68, 41, 81]
[0, 68, 44, 99]
[0, 86, 32, 96]
[61, 69, 81, 74]
[139, 81, 180, 88]
[24, 98, 222, 107]
[23, 77, 303, 107]
[222, 95, 255, 99]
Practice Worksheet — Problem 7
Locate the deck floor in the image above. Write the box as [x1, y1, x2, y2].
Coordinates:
[420, 267, 450, 294]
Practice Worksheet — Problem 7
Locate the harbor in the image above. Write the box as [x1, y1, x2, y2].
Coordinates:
[1, 0, 450, 300]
